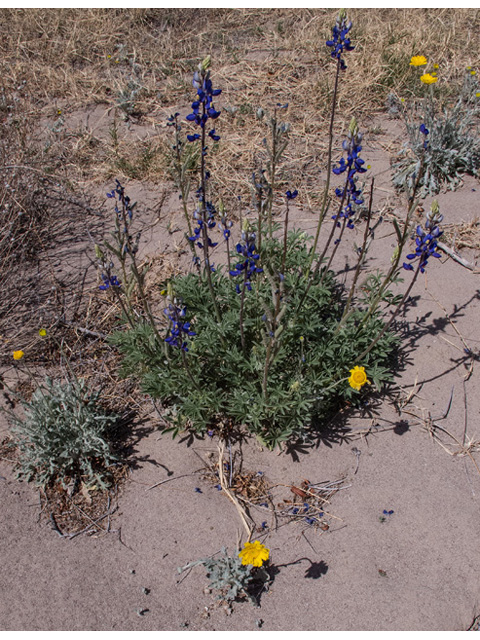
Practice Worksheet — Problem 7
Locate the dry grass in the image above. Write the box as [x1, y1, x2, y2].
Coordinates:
[1, 8, 479, 197]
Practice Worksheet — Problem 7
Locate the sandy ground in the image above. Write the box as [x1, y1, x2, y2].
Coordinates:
[1, 111, 480, 631]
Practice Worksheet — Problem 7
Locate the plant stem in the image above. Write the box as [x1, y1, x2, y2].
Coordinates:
[305, 56, 342, 279]
[239, 270, 247, 355]
[335, 179, 374, 333]
[199, 110, 222, 325]
[356, 262, 421, 363]
[281, 199, 290, 277]
[356, 162, 424, 334]
[267, 108, 277, 241]
[181, 349, 201, 392]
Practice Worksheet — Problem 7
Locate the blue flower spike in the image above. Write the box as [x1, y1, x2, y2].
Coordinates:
[164, 299, 196, 352]
[332, 117, 366, 229]
[186, 56, 222, 132]
[403, 200, 443, 273]
[229, 220, 263, 293]
[326, 10, 355, 70]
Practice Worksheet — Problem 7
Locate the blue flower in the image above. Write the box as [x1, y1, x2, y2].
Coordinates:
[286, 189, 298, 200]
[326, 12, 354, 70]
[332, 119, 366, 229]
[99, 274, 121, 290]
[186, 61, 222, 132]
[403, 224, 443, 273]
[229, 228, 263, 292]
[164, 302, 196, 352]
[419, 123, 429, 149]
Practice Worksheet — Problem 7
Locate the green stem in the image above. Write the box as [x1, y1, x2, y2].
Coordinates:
[305, 56, 342, 279]
[239, 270, 247, 355]
[356, 261, 421, 363]
[199, 110, 222, 325]
[335, 179, 374, 334]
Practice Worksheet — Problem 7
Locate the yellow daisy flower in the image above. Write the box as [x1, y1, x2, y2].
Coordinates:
[420, 73, 438, 85]
[39, 328, 47, 337]
[13, 350, 24, 360]
[238, 541, 269, 567]
[348, 366, 370, 391]
[410, 55, 427, 67]
[471, 70, 477, 76]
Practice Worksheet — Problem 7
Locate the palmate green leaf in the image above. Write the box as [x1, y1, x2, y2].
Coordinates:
[112, 231, 399, 448]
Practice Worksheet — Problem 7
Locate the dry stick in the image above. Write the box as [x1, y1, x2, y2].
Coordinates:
[217, 441, 253, 541]
[429, 420, 480, 477]
[437, 241, 478, 271]
[146, 472, 199, 491]
[462, 379, 468, 448]
[69, 509, 117, 540]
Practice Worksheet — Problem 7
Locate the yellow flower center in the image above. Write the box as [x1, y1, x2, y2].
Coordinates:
[352, 370, 366, 385]
[348, 366, 370, 391]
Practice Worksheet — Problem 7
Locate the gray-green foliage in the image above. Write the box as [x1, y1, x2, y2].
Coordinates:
[178, 547, 269, 605]
[9, 377, 119, 487]
[391, 72, 480, 195]
[111, 232, 398, 449]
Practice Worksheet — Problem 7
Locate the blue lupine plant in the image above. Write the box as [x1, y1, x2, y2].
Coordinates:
[108, 11, 447, 449]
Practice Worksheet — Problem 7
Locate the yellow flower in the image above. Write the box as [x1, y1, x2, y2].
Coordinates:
[433, 63, 439, 69]
[476, 92, 480, 98]
[348, 366, 370, 391]
[39, 328, 47, 337]
[471, 70, 477, 76]
[410, 55, 427, 67]
[420, 73, 438, 85]
[13, 350, 24, 360]
[238, 541, 269, 567]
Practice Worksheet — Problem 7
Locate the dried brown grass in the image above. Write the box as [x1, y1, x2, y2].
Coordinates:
[1, 9, 479, 194]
